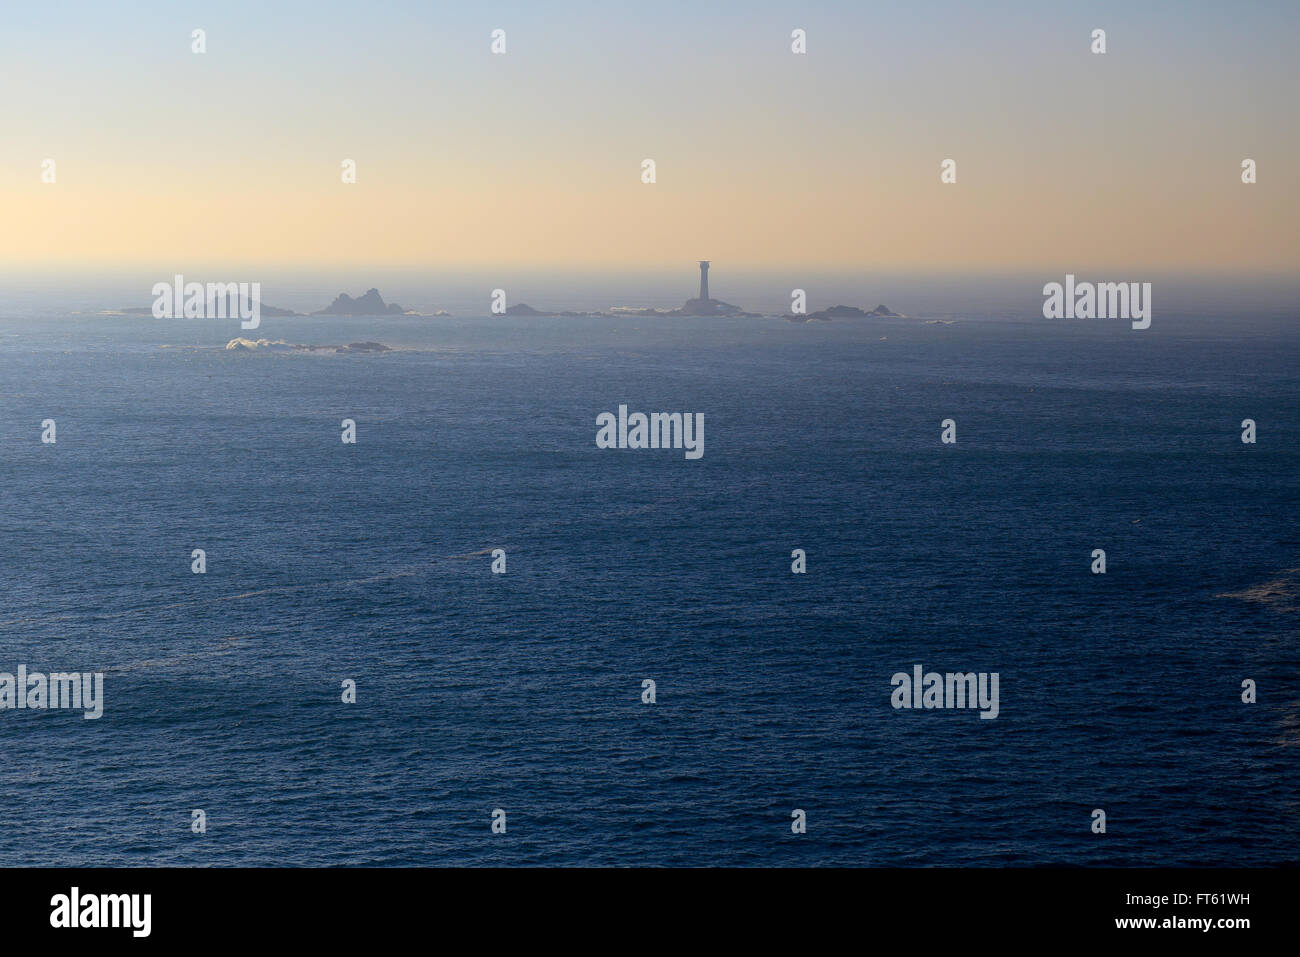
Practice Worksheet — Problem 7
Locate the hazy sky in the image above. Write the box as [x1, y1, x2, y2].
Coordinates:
[2, 0, 1296, 274]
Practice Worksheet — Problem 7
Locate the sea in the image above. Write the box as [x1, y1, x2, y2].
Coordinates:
[0, 305, 1296, 866]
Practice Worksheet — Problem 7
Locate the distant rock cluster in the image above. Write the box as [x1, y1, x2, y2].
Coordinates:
[313, 288, 407, 316]
[503, 303, 602, 317]
[785, 304, 902, 322]
[117, 279, 908, 323]
[503, 297, 762, 319]
[113, 302, 301, 317]
[664, 296, 761, 318]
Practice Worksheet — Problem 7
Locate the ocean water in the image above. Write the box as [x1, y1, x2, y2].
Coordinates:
[0, 310, 1295, 866]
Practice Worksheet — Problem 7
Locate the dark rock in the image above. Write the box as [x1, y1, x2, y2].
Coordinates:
[313, 288, 404, 316]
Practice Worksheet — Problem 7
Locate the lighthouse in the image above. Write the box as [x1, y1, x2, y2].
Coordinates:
[675, 261, 747, 316]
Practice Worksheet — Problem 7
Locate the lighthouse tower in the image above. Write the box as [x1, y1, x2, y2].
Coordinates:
[698, 261, 710, 301]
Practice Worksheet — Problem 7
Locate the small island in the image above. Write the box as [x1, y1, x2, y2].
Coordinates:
[312, 288, 406, 316]
[785, 304, 902, 322]
[503, 303, 603, 317]
[113, 302, 301, 317]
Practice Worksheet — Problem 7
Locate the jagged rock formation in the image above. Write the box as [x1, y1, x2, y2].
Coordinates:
[313, 288, 405, 316]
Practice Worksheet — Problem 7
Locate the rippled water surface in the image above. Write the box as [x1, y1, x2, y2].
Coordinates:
[0, 312, 1295, 865]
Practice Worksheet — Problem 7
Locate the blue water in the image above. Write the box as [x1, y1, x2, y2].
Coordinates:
[0, 311, 1295, 866]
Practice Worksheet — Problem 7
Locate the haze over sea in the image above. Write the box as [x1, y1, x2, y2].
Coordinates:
[0, 288, 1295, 866]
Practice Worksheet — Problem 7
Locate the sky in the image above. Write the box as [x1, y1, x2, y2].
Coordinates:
[1, 0, 1296, 276]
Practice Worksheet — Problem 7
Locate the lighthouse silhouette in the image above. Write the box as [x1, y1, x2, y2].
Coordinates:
[697, 261, 710, 301]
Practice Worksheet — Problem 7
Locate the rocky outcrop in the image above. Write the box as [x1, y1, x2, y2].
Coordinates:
[225, 338, 393, 353]
[784, 303, 904, 321]
[313, 288, 404, 316]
